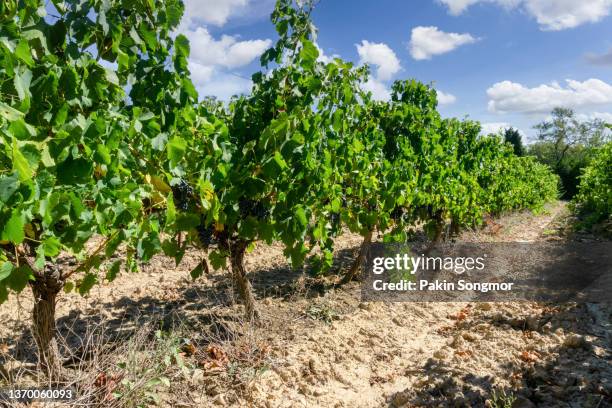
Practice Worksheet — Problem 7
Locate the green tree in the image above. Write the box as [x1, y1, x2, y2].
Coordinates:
[572, 142, 612, 226]
[504, 127, 524, 156]
[530, 107, 609, 198]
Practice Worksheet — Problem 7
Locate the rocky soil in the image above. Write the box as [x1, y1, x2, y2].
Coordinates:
[1, 201, 610, 407]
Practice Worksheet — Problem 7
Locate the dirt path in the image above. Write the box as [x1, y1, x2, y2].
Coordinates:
[230, 201, 609, 408]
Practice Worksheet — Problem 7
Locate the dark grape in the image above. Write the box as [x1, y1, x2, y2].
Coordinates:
[53, 219, 68, 233]
[172, 179, 194, 211]
[238, 198, 270, 220]
[196, 224, 215, 246]
[329, 212, 340, 230]
[391, 207, 404, 221]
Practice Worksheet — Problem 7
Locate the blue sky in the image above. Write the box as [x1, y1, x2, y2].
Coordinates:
[182, 0, 612, 140]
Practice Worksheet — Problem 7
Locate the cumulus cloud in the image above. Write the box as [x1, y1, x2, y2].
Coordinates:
[362, 78, 392, 101]
[183, 28, 270, 99]
[524, 0, 612, 31]
[480, 122, 512, 135]
[354, 41, 401, 101]
[438, 0, 520, 15]
[315, 43, 340, 64]
[438, 0, 612, 30]
[188, 61, 215, 85]
[576, 112, 612, 123]
[196, 72, 253, 101]
[356, 40, 401, 81]
[186, 27, 271, 69]
[436, 89, 457, 105]
[586, 48, 612, 66]
[486, 79, 612, 114]
[182, 0, 249, 27]
[409, 26, 478, 60]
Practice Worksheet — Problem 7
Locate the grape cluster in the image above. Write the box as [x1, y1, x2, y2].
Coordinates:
[238, 198, 270, 220]
[196, 224, 215, 246]
[172, 179, 194, 211]
[390, 207, 404, 221]
[329, 213, 340, 228]
[330, 212, 340, 229]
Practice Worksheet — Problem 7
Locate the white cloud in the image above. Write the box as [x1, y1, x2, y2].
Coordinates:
[438, 0, 612, 30]
[409, 26, 478, 60]
[315, 43, 340, 64]
[186, 27, 271, 69]
[436, 89, 457, 105]
[356, 40, 401, 81]
[439, 0, 482, 15]
[196, 72, 253, 100]
[354, 41, 401, 101]
[188, 61, 215, 85]
[576, 112, 612, 123]
[182, 0, 249, 27]
[480, 122, 512, 134]
[487, 79, 612, 114]
[363, 78, 391, 101]
[179, 21, 270, 100]
[438, 0, 520, 15]
[524, 0, 612, 31]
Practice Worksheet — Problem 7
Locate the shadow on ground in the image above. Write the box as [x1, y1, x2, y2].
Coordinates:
[3, 242, 362, 370]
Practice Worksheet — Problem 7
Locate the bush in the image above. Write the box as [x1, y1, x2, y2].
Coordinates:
[572, 142, 612, 225]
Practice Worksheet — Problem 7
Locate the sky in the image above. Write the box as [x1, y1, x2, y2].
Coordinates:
[181, 0, 612, 140]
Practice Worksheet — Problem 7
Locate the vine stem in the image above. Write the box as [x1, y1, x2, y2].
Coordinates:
[62, 231, 119, 281]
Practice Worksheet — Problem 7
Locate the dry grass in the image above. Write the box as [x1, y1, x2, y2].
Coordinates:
[0, 302, 282, 408]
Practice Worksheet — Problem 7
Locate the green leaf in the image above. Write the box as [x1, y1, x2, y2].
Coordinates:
[7, 265, 33, 292]
[174, 34, 190, 57]
[189, 262, 203, 280]
[166, 4, 183, 27]
[167, 137, 186, 167]
[137, 232, 161, 261]
[2, 210, 25, 244]
[56, 157, 94, 185]
[12, 139, 33, 181]
[19, 143, 40, 171]
[174, 214, 199, 231]
[41, 236, 61, 257]
[294, 206, 308, 228]
[106, 260, 121, 282]
[0, 102, 24, 121]
[299, 39, 319, 69]
[0, 174, 19, 203]
[0, 262, 13, 282]
[13, 67, 32, 101]
[64, 281, 74, 293]
[166, 194, 176, 224]
[331, 198, 341, 212]
[208, 251, 227, 270]
[78, 273, 97, 295]
[105, 69, 119, 86]
[274, 151, 287, 169]
[9, 118, 37, 140]
[94, 144, 111, 165]
[15, 40, 34, 67]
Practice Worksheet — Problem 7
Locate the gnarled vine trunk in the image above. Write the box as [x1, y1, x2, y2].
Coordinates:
[229, 240, 260, 321]
[342, 229, 374, 284]
[30, 270, 63, 381]
[424, 211, 445, 255]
